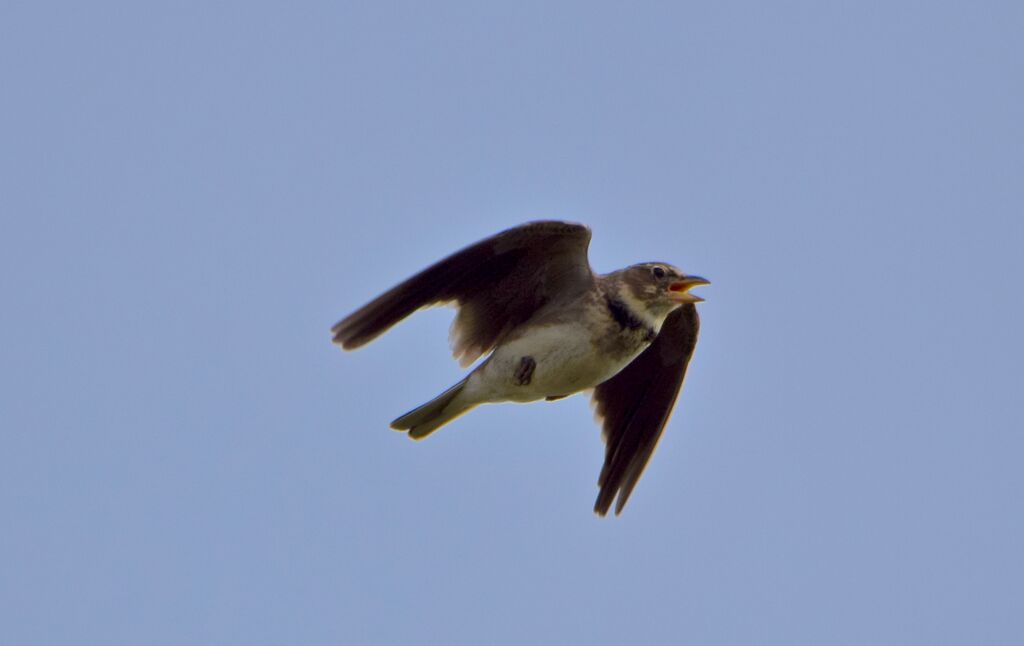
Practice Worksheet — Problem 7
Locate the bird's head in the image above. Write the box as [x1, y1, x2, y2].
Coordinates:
[616, 263, 710, 320]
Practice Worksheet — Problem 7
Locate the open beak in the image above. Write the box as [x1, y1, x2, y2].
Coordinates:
[668, 275, 710, 303]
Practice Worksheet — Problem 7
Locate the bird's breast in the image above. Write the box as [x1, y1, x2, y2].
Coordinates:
[471, 319, 651, 403]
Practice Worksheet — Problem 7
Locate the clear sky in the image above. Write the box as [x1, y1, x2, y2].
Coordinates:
[2, 2, 1022, 644]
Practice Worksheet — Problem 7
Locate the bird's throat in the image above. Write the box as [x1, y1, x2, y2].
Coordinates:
[605, 295, 658, 343]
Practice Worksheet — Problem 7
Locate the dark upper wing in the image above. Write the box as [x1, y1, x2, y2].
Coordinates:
[591, 304, 701, 516]
[331, 221, 593, 366]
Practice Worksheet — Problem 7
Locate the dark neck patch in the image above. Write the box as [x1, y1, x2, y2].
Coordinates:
[605, 295, 657, 343]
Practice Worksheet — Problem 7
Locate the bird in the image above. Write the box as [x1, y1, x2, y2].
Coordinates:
[331, 221, 708, 516]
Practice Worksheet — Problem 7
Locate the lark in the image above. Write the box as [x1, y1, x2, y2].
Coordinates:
[331, 221, 708, 515]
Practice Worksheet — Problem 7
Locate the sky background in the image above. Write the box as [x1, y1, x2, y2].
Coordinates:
[2, 2, 1023, 644]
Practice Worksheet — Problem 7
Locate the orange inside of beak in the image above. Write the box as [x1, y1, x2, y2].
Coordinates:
[669, 277, 710, 293]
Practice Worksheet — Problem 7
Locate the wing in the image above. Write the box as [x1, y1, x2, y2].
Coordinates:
[591, 304, 701, 516]
[331, 221, 593, 366]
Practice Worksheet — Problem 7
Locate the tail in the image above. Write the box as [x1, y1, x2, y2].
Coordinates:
[390, 377, 476, 440]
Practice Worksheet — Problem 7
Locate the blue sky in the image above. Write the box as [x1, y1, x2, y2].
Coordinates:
[2, 2, 1022, 644]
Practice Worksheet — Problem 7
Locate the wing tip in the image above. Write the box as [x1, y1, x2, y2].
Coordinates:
[593, 489, 632, 517]
[593, 487, 616, 517]
[331, 321, 381, 350]
[330, 329, 356, 350]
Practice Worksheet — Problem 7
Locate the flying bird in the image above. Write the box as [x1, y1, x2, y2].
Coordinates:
[331, 221, 708, 515]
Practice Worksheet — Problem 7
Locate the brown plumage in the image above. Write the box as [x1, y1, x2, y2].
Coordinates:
[332, 222, 592, 366]
[331, 221, 708, 515]
[592, 304, 700, 516]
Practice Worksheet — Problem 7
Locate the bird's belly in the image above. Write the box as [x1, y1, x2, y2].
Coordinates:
[471, 323, 642, 403]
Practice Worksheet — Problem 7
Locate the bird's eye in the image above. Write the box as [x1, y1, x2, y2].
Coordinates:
[652, 266, 666, 279]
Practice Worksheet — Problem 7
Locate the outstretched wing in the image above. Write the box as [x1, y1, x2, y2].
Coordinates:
[591, 304, 701, 516]
[331, 221, 593, 366]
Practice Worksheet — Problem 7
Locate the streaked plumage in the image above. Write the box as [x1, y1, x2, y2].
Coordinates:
[331, 221, 708, 515]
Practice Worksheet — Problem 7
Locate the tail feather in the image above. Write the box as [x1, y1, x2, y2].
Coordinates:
[390, 377, 475, 440]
